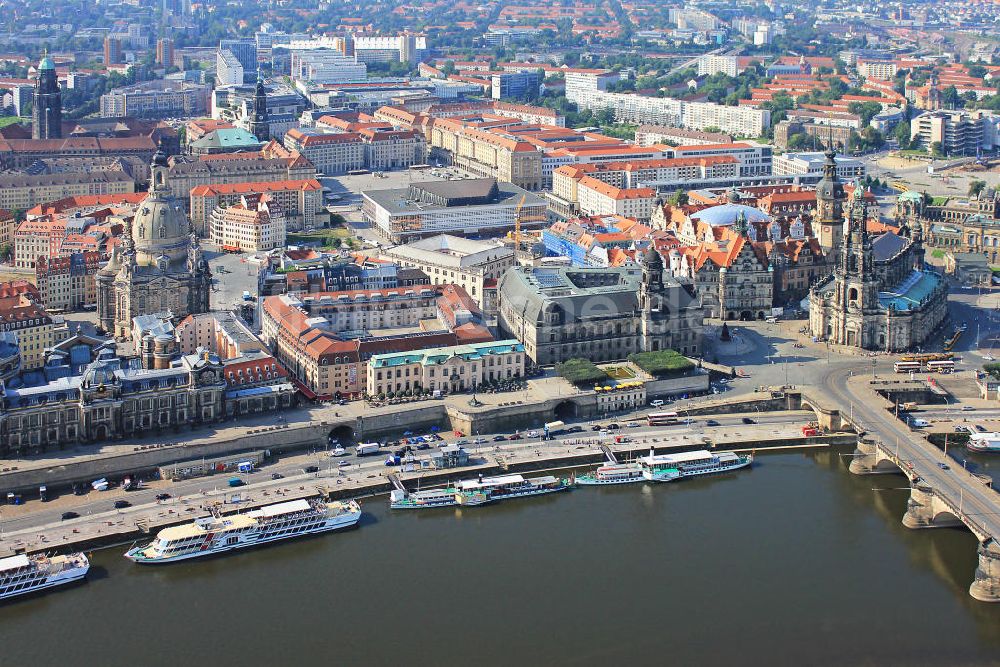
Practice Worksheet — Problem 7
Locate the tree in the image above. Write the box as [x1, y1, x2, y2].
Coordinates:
[930, 141, 945, 157]
[969, 179, 987, 198]
[668, 189, 688, 206]
[893, 120, 912, 149]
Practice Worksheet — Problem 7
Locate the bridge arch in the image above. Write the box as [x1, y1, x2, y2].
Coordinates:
[554, 400, 577, 421]
[329, 424, 354, 443]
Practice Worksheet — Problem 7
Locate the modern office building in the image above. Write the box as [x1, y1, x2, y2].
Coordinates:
[362, 178, 547, 243]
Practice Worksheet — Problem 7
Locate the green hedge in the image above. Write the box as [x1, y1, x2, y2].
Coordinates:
[629, 350, 695, 377]
[984, 362, 1000, 379]
[556, 358, 609, 386]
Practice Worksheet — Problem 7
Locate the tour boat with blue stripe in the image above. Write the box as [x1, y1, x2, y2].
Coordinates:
[577, 462, 645, 485]
[640, 449, 752, 482]
[389, 487, 459, 509]
[1, 552, 90, 602]
[454, 473, 573, 506]
[124, 498, 361, 564]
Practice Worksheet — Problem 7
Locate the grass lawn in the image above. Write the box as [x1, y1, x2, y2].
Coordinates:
[556, 358, 610, 386]
[930, 196, 951, 206]
[628, 350, 694, 377]
[931, 249, 945, 259]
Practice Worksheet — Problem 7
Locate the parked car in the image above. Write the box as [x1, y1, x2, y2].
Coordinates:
[706, 419, 720, 426]
[61, 511, 79, 521]
[961, 405, 975, 411]
[271, 472, 284, 480]
[415, 443, 432, 450]
[455, 439, 470, 446]
[567, 426, 584, 433]
[742, 417, 757, 425]
[591, 424, 603, 431]
[493, 435, 506, 442]
[114, 500, 131, 509]
[304, 465, 319, 473]
[650, 399, 664, 408]
[474, 437, 488, 444]
[155, 493, 171, 501]
[607, 423, 620, 430]
[526, 430, 539, 438]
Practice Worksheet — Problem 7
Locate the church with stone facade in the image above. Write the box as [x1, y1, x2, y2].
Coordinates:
[97, 147, 211, 338]
[808, 149, 948, 351]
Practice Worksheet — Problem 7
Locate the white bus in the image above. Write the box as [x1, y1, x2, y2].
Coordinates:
[647, 411, 680, 426]
[894, 361, 921, 373]
[926, 360, 955, 373]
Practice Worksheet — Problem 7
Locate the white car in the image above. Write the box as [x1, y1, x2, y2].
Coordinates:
[650, 399, 664, 408]
[474, 437, 488, 444]
[331, 446, 347, 456]
[526, 430, 539, 438]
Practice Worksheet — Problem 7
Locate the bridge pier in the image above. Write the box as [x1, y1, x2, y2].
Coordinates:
[848, 437, 894, 475]
[970, 540, 1000, 603]
[901, 482, 964, 530]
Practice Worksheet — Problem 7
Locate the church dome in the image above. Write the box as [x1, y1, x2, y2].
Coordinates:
[38, 55, 55, 71]
[132, 148, 192, 267]
[690, 203, 770, 227]
[132, 192, 191, 266]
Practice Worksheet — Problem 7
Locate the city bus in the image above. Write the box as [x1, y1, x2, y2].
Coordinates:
[894, 361, 922, 373]
[647, 411, 680, 426]
[926, 360, 955, 373]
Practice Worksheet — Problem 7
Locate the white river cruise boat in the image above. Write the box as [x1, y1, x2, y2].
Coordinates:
[967, 432, 1000, 453]
[454, 474, 573, 506]
[640, 449, 752, 483]
[0, 552, 90, 602]
[577, 463, 645, 486]
[389, 487, 459, 509]
[124, 498, 361, 564]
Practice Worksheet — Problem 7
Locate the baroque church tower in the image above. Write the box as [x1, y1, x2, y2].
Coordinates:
[829, 187, 881, 349]
[815, 143, 845, 255]
[97, 145, 211, 337]
[32, 53, 62, 140]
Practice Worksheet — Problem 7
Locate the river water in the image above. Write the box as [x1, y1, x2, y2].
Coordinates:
[2, 448, 999, 667]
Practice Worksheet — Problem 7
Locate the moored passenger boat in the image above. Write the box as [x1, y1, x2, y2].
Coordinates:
[577, 463, 644, 486]
[0, 552, 90, 602]
[389, 487, 459, 509]
[454, 474, 573, 506]
[640, 449, 752, 483]
[967, 432, 1000, 453]
[124, 498, 361, 564]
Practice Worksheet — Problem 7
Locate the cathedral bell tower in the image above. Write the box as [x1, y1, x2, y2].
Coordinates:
[816, 141, 845, 255]
[831, 186, 880, 349]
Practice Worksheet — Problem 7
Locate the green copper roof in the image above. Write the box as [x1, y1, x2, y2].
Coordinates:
[39, 55, 55, 70]
[897, 190, 923, 202]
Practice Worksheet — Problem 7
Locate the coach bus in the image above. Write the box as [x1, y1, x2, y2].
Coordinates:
[894, 361, 922, 373]
[647, 411, 680, 426]
[926, 360, 955, 373]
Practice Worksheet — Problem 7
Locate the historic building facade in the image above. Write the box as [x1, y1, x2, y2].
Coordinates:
[897, 189, 1000, 263]
[0, 333, 295, 456]
[97, 147, 211, 338]
[497, 252, 704, 365]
